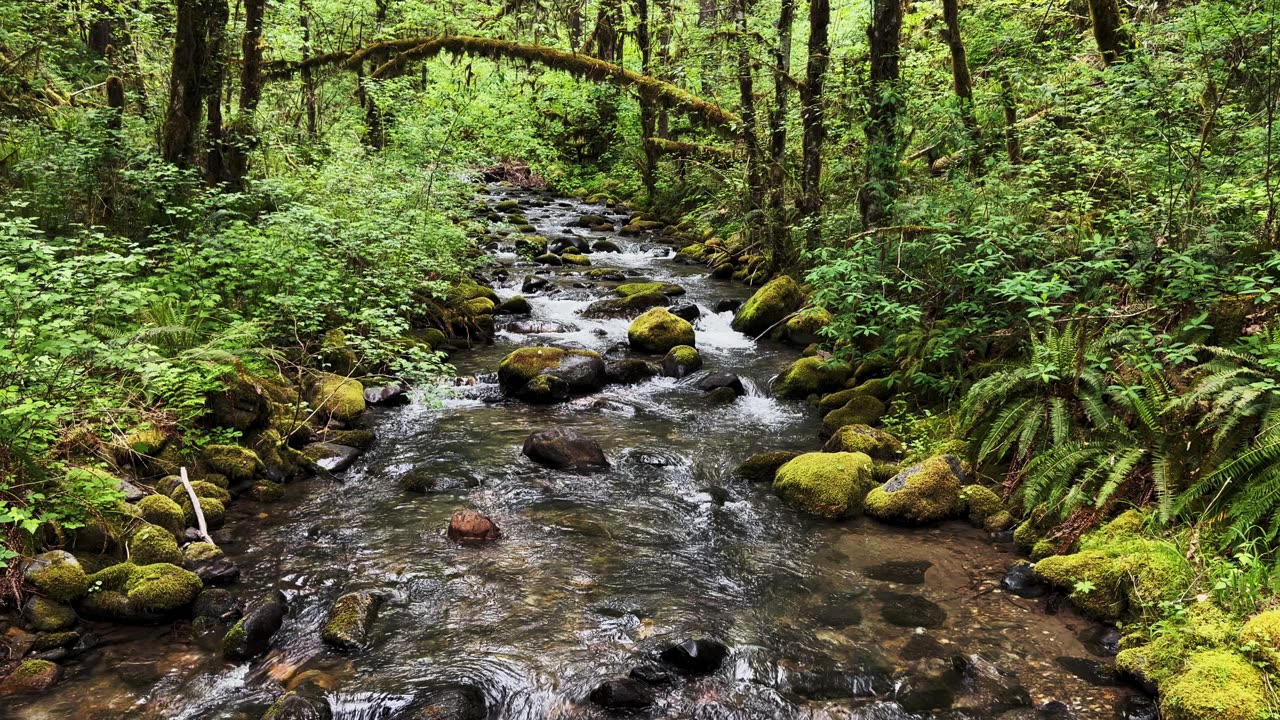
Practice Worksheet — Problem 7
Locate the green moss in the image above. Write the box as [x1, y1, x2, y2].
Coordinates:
[822, 396, 886, 434]
[461, 296, 496, 315]
[783, 307, 831, 342]
[138, 494, 185, 537]
[535, 252, 562, 265]
[677, 243, 708, 262]
[1160, 650, 1270, 720]
[321, 591, 382, 650]
[817, 388, 859, 415]
[662, 345, 703, 377]
[498, 346, 567, 387]
[122, 563, 203, 611]
[775, 356, 851, 400]
[170, 480, 231, 505]
[250, 479, 285, 502]
[308, 372, 366, 421]
[731, 276, 804, 336]
[24, 596, 77, 631]
[31, 631, 79, 651]
[200, 444, 260, 482]
[734, 451, 801, 483]
[960, 485, 1005, 525]
[494, 199, 520, 212]
[496, 295, 531, 314]
[983, 511, 1014, 532]
[628, 307, 695, 354]
[325, 429, 376, 449]
[180, 496, 226, 529]
[561, 252, 591, 266]
[1030, 539, 1056, 561]
[1241, 609, 1280, 671]
[616, 282, 683, 297]
[773, 452, 876, 519]
[126, 524, 182, 565]
[821, 424, 903, 461]
[849, 377, 894, 401]
[125, 427, 168, 456]
[582, 290, 668, 319]
[418, 327, 447, 350]
[24, 551, 88, 602]
[0, 659, 60, 695]
[863, 455, 966, 525]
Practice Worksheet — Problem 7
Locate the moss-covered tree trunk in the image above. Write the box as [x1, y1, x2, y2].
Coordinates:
[859, 0, 903, 229]
[999, 70, 1021, 165]
[223, 0, 266, 185]
[300, 8, 317, 138]
[942, 0, 980, 161]
[656, 0, 674, 138]
[734, 0, 764, 213]
[161, 0, 222, 168]
[799, 0, 829, 248]
[203, 0, 230, 184]
[635, 0, 659, 200]
[1088, 0, 1133, 66]
[768, 0, 796, 268]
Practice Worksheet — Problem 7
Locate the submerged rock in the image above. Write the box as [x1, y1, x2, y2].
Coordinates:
[260, 681, 333, 720]
[447, 510, 502, 544]
[875, 590, 948, 629]
[658, 637, 729, 676]
[734, 451, 801, 483]
[1001, 561, 1048, 598]
[589, 677, 654, 709]
[522, 427, 609, 470]
[0, 659, 61, 697]
[863, 559, 932, 585]
[403, 685, 488, 720]
[222, 589, 288, 661]
[321, 591, 383, 651]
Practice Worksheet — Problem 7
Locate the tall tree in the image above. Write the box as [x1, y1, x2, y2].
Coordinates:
[798, 0, 829, 247]
[859, 0, 903, 228]
[1088, 0, 1134, 66]
[203, 0, 230, 183]
[162, 0, 226, 168]
[941, 0, 979, 155]
[733, 0, 763, 212]
[635, 0, 660, 198]
[768, 0, 796, 266]
[224, 0, 267, 185]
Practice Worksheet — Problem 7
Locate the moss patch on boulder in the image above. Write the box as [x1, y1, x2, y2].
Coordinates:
[0, 659, 61, 697]
[628, 308, 695, 354]
[78, 562, 202, 622]
[783, 308, 831, 345]
[307, 372, 366, 422]
[582, 290, 669, 319]
[734, 451, 802, 483]
[138, 494, 185, 538]
[616, 282, 684, 297]
[822, 396, 886, 434]
[1117, 602, 1236, 686]
[24, 550, 88, 602]
[864, 455, 966, 525]
[773, 452, 876, 519]
[321, 591, 383, 651]
[126, 524, 182, 565]
[22, 596, 77, 632]
[960, 485, 1005, 526]
[821, 424, 903, 462]
[1241, 609, 1280, 671]
[497, 347, 606, 401]
[661, 345, 703, 378]
[774, 356, 851, 399]
[1160, 649, 1269, 720]
[731, 276, 804, 336]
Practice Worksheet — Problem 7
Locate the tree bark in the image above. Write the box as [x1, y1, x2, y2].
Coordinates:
[1088, 0, 1133, 66]
[859, 0, 903, 229]
[999, 71, 1021, 165]
[656, 0, 674, 138]
[798, 0, 829, 248]
[301, 9, 318, 138]
[768, 0, 795, 267]
[204, 0, 230, 184]
[595, 0, 623, 63]
[162, 0, 222, 168]
[635, 0, 659, 199]
[223, 0, 265, 185]
[941, 0, 980, 159]
[733, 0, 763, 212]
[87, 1, 115, 55]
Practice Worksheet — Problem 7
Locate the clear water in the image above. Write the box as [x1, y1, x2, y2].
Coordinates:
[9, 189, 1139, 720]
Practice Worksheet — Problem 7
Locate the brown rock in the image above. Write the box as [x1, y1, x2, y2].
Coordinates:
[447, 511, 501, 544]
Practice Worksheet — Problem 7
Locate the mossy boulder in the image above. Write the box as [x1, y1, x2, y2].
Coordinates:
[848, 377, 894, 402]
[494, 199, 520, 212]
[661, 345, 703, 378]
[206, 374, 270, 430]
[183, 542, 240, 585]
[1160, 649, 1269, 720]
[561, 252, 591, 266]
[535, 253, 563, 266]
[170, 480, 232, 506]
[515, 236, 548, 258]
[495, 295, 532, 315]
[321, 590, 384, 651]
[200, 444, 260, 482]
[628, 308, 695, 354]
[864, 455, 967, 525]
[223, 589, 289, 660]
[180, 496, 226, 530]
[582, 290, 669, 319]
[24, 550, 88, 602]
[497, 347, 606, 401]
[125, 427, 169, 456]
[0, 659, 61, 697]
[1241, 609, 1280, 671]
[773, 452, 876, 519]
[821, 425, 903, 462]
[822, 396, 886, 434]
[138, 494, 185, 538]
[461, 296, 495, 315]
[127, 524, 182, 565]
[783, 308, 831, 345]
[306, 372, 366, 422]
[731, 276, 804, 336]
[616, 282, 684, 297]
[960, 485, 1005, 526]
[734, 451, 802, 483]
[77, 562, 202, 623]
[1117, 602, 1236, 686]
[22, 596, 77, 632]
[983, 511, 1014, 532]
[774, 356, 851, 399]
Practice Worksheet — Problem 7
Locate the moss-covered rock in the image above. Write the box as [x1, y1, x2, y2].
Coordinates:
[170, 480, 232, 506]
[661, 345, 703, 378]
[731, 276, 804, 336]
[494, 199, 520, 212]
[817, 388, 860, 415]
[774, 356, 851, 399]
[127, 524, 182, 565]
[1117, 602, 1236, 686]
[306, 372, 366, 422]
[677, 243, 708, 262]
[773, 452, 876, 519]
[582, 290, 669, 319]
[616, 282, 684, 297]
[223, 589, 288, 660]
[22, 596, 77, 632]
[461, 296, 496, 315]
[821, 424, 903, 462]
[138, 493, 185, 538]
[1241, 609, 1280, 671]
[983, 511, 1014, 532]
[24, 550, 88, 602]
[180, 496, 226, 530]
[497, 347, 606, 400]
[864, 455, 966, 525]
[628, 308, 695, 354]
[783, 308, 831, 345]
[125, 427, 169, 456]
[561, 252, 591, 266]
[78, 562, 202, 623]
[960, 485, 1005, 526]
[848, 377, 894, 402]
[495, 295, 532, 315]
[734, 451, 802, 483]
[1160, 649, 1269, 720]
[321, 590, 383, 651]
[535, 252, 563, 266]
[0, 659, 61, 697]
[821, 396, 886, 434]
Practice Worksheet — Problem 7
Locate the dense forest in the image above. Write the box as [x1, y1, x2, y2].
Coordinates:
[4, 0, 1280, 717]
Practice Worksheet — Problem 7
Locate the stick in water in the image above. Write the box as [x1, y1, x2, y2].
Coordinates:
[179, 467, 215, 544]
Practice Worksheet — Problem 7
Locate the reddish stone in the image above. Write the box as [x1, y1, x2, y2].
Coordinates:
[447, 511, 501, 544]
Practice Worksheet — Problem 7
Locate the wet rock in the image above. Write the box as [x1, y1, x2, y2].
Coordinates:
[864, 559, 932, 585]
[514, 375, 571, 404]
[1054, 656, 1123, 686]
[498, 347, 606, 400]
[183, 542, 241, 585]
[575, 213, 609, 228]
[773, 452, 877, 519]
[731, 276, 804, 336]
[302, 442, 361, 473]
[811, 595, 863, 628]
[322, 590, 383, 651]
[592, 239, 622, 252]
[1077, 624, 1122, 657]
[897, 671, 958, 713]
[194, 588, 242, 621]
[734, 451, 801, 483]
[0, 659, 61, 697]
[605, 359, 658, 385]
[504, 320, 570, 334]
[24, 550, 88, 602]
[629, 664, 673, 685]
[1000, 561, 1048, 598]
[522, 427, 609, 470]
[78, 562, 203, 624]
[1038, 701, 1075, 720]
[495, 295, 532, 315]
[786, 651, 894, 699]
[875, 590, 948, 629]
[864, 455, 967, 525]
[901, 634, 945, 660]
[222, 589, 288, 661]
[400, 467, 480, 493]
[404, 685, 488, 720]
[364, 383, 410, 406]
[261, 683, 333, 720]
[22, 596, 77, 632]
[705, 386, 739, 404]
[589, 677, 654, 709]
[447, 510, 502, 544]
[669, 303, 700, 321]
[697, 373, 746, 396]
[535, 253, 563, 266]
[714, 299, 741, 314]
[628, 307, 695, 354]
[582, 291, 669, 319]
[521, 275, 550, 293]
[1118, 694, 1159, 720]
[658, 637, 729, 676]
[661, 345, 703, 378]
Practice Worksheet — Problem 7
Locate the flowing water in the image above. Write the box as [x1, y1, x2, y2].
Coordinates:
[9, 189, 1144, 720]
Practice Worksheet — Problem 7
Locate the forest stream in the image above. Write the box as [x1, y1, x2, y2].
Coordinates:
[8, 188, 1149, 720]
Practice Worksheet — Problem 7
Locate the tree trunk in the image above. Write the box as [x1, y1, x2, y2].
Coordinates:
[87, 1, 115, 55]
[734, 0, 763, 212]
[859, 0, 903, 229]
[698, 0, 718, 28]
[999, 71, 1021, 165]
[301, 9, 317, 138]
[595, 0, 623, 63]
[635, 0, 659, 200]
[1088, 0, 1133, 66]
[941, 0, 980, 160]
[204, 0, 230, 184]
[656, 0, 674, 138]
[162, 0, 219, 168]
[798, 0, 829, 248]
[223, 0, 265, 185]
[768, 0, 795, 267]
